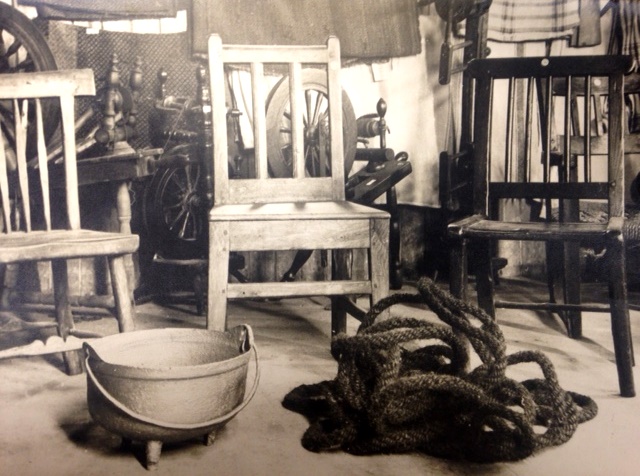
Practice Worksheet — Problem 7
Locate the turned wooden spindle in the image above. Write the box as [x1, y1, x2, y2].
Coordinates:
[127, 56, 142, 130]
[376, 98, 387, 149]
[94, 53, 121, 147]
[196, 63, 215, 208]
[355, 98, 387, 145]
[157, 68, 168, 101]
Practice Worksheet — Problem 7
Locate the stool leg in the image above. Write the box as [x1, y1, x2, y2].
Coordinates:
[52, 259, 83, 375]
[108, 255, 135, 333]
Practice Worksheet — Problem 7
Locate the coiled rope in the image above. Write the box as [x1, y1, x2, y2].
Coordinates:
[282, 277, 597, 463]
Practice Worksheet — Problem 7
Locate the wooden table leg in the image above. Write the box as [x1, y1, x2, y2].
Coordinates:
[115, 181, 136, 290]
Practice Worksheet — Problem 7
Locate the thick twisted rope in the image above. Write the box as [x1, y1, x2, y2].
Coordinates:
[283, 277, 598, 463]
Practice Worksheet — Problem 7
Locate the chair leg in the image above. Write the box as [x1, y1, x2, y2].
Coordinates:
[208, 221, 230, 331]
[546, 241, 561, 306]
[51, 259, 83, 375]
[386, 186, 403, 290]
[108, 255, 135, 333]
[475, 240, 496, 319]
[331, 249, 350, 337]
[608, 239, 635, 397]
[562, 241, 582, 338]
[330, 300, 348, 337]
[449, 237, 468, 301]
[370, 217, 390, 309]
[0, 263, 8, 308]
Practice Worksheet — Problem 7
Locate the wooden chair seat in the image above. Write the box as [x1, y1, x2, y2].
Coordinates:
[449, 214, 618, 241]
[209, 200, 390, 221]
[0, 230, 138, 263]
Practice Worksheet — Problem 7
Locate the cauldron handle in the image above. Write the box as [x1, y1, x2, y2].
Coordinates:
[84, 325, 260, 430]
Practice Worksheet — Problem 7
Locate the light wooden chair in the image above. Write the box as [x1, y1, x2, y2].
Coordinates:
[447, 56, 635, 397]
[0, 69, 139, 374]
[206, 35, 390, 335]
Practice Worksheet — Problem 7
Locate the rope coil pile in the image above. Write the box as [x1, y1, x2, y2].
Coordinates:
[283, 277, 597, 463]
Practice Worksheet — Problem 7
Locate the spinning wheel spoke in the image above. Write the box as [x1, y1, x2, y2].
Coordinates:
[178, 211, 197, 240]
[310, 91, 325, 128]
[163, 201, 184, 211]
[3, 38, 23, 59]
[167, 208, 188, 233]
[265, 68, 356, 178]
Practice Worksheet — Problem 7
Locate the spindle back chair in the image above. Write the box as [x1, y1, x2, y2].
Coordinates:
[447, 56, 635, 397]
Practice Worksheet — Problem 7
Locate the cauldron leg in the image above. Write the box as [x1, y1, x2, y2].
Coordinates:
[204, 429, 217, 446]
[145, 440, 162, 471]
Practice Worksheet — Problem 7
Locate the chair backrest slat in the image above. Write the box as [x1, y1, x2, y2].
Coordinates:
[289, 61, 305, 179]
[60, 93, 81, 230]
[251, 62, 268, 179]
[14, 98, 31, 231]
[541, 76, 553, 184]
[584, 76, 592, 180]
[35, 99, 51, 231]
[207, 34, 345, 206]
[468, 55, 631, 223]
[0, 69, 95, 234]
[0, 130, 11, 230]
[563, 75, 572, 183]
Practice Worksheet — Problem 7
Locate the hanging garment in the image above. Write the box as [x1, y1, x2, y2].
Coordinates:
[18, 0, 181, 20]
[618, 0, 640, 70]
[189, 0, 421, 60]
[487, 0, 581, 42]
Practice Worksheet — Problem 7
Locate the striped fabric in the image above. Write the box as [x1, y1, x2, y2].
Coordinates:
[619, 0, 640, 71]
[487, 0, 581, 42]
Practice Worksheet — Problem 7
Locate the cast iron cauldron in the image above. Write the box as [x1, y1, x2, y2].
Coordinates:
[84, 325, 259, 470]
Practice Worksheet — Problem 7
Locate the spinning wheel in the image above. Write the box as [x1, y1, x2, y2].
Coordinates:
[143, 143, 208, 259]
[0, 3, 57, 82]
[0, 3, 59, 160]
[265, 68, 357, 178]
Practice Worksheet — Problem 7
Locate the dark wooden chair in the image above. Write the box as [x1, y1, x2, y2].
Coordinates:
[206, 35, 390, 334]
[447, 55, 635, 397]
[0, 69, 139, 374]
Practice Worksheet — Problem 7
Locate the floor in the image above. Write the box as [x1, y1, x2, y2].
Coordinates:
[1, 278, 639, 476]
